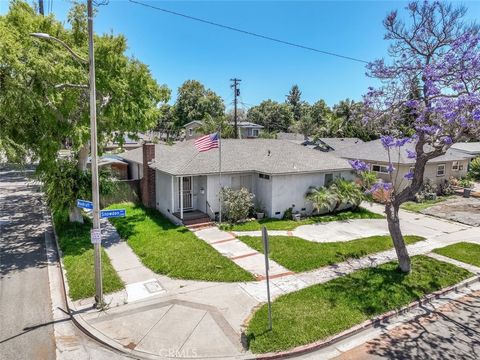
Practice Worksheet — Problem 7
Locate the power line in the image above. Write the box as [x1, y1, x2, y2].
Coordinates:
[128, 0, 369, 64]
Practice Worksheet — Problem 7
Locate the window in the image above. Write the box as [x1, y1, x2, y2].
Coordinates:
[188, 128, 193, 136]
[459, 164, 464, 171]
[252, 129, 259, 137]
[259, 173, 270, 180]
[437, 164, 446, 177]
[372, 164, 389, 174]
[452, 161, 459, 171]
[324, 173, 333, 186]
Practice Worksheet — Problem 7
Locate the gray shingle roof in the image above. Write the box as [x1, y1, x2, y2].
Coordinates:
[337, 139, 473, 164]
[451, 142, 480, 155]
[318, 138, 364, 151]
[119, 139, 351, 176]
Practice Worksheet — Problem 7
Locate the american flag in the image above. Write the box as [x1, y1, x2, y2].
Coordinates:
[195, 132, 219, 152]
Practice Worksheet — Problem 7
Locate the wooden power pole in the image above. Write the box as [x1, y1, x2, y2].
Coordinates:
[230, 78, 241, 139]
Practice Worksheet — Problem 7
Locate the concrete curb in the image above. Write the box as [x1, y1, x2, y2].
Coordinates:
[253, 274, 480, 360]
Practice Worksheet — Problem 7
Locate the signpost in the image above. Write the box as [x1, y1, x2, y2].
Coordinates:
[90, 228, 102, 244]
[261, 226, 273, 331]
[76, 199, 93, 210]
[100, 209, 126, 219]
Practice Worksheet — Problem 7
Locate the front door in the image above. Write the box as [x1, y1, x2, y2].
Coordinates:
[179, 177, 193, 210]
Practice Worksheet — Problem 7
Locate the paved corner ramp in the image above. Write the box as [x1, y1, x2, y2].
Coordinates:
[83, 298, 247, 359]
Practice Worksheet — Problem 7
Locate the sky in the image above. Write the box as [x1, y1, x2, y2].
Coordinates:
[1, 0, 480, 111]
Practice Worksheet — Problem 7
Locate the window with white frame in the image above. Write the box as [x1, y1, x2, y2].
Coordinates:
[372, 164, 389, 174]
[452, 161, 459, 171]
[252, 129, 259, 137]
[437, 164, 446, 176]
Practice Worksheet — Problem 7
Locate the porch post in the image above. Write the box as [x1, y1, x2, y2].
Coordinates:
[180, 176, 184, 220]
[171, 176, 175, 213]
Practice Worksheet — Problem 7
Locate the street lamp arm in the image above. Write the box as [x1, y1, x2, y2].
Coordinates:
[54, 83, 89, 90]
[30, 33, 88, 64]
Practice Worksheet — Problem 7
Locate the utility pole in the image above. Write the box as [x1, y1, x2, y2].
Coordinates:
[39, 0, 44, 15]
[87, 0, 103, 308]
[230, 78, 241, 139]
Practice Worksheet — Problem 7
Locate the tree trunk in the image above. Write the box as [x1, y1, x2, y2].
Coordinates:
[385, 202, 411, 273]
[69, 206, 84, 223]
[68, 142, 90, 223]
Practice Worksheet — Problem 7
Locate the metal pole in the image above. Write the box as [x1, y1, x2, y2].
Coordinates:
[218, 128, 222, 224]
[262, 226, 272, 331]
[88, 0, 103, 308]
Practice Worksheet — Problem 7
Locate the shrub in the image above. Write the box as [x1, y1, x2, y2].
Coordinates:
[469, 157, 480, 180]
[415, 179, 437, 202]
[283, 207, 293, 220]
[439, 178, 456, 196]
[221, 187, 255, 223]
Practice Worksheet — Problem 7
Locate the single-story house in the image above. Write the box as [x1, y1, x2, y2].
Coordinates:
[119, 139, 355, 223]
[183, 120, 264, 140]
[87, 155, 129, 180]
[337, 139, 474, 191]
[451, 142, 480, 157]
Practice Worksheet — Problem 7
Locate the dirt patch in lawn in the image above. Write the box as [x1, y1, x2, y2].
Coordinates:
[421, 196, 480, 226]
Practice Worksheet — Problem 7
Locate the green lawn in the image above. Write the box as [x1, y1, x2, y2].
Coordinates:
[54, 213, 124, 301]
[220, 207, 384, 231]
[246, 255, 471, 353]
[239, 235, 425, 272]
[400, 196, 452, 213]
[107, 203, 254, 282]
[433, 242, 480, 267]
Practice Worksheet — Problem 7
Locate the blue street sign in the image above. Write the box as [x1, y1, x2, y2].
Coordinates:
[100, 209, 126, 219]
[77, 199, 93, 210]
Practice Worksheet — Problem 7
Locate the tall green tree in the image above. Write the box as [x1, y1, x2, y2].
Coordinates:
[247, 100, 293, 133]
[286, 84, 303, 122]
[0, 1, 170, 221]
[174, 80, 225, 127]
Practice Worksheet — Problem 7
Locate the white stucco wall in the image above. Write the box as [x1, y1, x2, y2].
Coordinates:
[270, 170, 355, 218]
[155, 170, 174, 217]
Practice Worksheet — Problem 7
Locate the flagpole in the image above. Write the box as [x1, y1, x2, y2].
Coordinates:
[218, 126, 222, 224]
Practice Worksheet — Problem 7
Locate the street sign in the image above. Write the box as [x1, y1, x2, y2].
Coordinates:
[77, 199, 93, 210]
[262, 226, 273, 331]
[91, 228, 101, 244]
[100, 209, 126, 219]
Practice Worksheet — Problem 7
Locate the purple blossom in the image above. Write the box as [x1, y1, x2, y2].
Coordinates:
[406, 149, 417, 159]
[442, 136, 453, 145]
[366, 182, 393, 194]
[395, 137, 411, 147]
[348, 159, 370, 172]
[387, 163, 395, 173]
[380, 135, 395, 149]
[404, 171, 414, 180]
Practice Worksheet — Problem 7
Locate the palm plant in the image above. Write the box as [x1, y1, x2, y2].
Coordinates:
[329, 179, 364, 210]
[305, 186, 337, 214]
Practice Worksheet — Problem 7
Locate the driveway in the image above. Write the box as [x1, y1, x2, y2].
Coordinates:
[422, 196, 480, 226]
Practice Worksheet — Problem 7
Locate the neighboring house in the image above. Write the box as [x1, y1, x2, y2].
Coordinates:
[184, 121, 203, 140]
[87, 155, 129, 180]
[119, 139, 354, 223]
[183, 120, 264, 140]
[451, 142, 480, 157]
[337, 139, 474, 190]
[276, 134, 365, 152]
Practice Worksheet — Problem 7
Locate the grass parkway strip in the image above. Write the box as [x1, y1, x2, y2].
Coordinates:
[238, 234, 425, 272]
[433, 242, 480, 267]
[246, 255, 472, 353]
[54, 212, 124, 300]
[107, 202, 255, 282]
[220, 207, 384, 231]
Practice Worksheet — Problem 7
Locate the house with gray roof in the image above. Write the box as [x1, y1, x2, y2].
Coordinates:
[184, 120, 264, 140]
[119, 139, 354, 223]
[337, 139, 474, 191]
[451, 142, 480, 156]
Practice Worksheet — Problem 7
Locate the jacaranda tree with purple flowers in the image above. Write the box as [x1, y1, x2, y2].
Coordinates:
[352, 1, 480, 272]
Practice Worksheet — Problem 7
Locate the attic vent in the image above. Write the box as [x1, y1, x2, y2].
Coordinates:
[267, 150, 271, 156]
